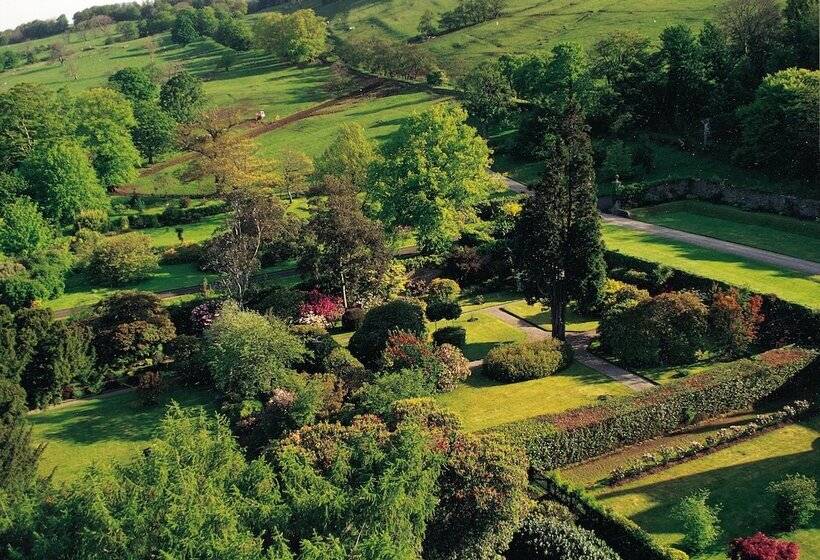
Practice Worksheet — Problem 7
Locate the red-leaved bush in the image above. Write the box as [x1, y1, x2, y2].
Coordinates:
[729, 533, 799, 560]
[298, 289, 343, 325]
[709, 289, 764, 356]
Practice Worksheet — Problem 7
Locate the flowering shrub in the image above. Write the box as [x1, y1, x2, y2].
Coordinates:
[729, 533, 799, 560]
[604, 401, 810, 485]
[434, 343, 471, 392]
[190, 300, 222, 334]
[298, 289, 343, 327]
[382, 331, 469, 393]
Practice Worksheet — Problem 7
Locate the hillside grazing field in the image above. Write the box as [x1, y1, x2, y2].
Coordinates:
[602, 224, 820, 309]
[630, 201, 820, 263]
[593, 415, 820, 560]
[306, 0, 719, 76]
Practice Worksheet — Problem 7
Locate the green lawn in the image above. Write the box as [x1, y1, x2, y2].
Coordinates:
[436, 309, 527, 361]
[502, 300, 599, 333]
[592, 415, 820, 559]
[435, 362, 633, 432]
[29, 386, 215, 483]
[141, 214, 225, 248]
[603, 223, 820, 309]
[630, 201, 820, 263]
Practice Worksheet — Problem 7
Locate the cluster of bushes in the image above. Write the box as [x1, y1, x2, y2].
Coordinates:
[499, 347, 817, 470]
[605, 250, 819, 349]
[605, 400, 811, 485]
[254, 9, 328, 64]
[600, 286, 764, 367]
[170, 5, 253, 51]
[532, 471, 687, 560]
[338, 36, 437, 81]
[125, 201, 227, 230]
[484, 339, 573, 382]
[438, 0, 507, 33]
[0, 15, 68, 45]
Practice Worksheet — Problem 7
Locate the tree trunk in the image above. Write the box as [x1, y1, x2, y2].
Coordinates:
[551, 283, 566, 340]
[340, 270, 348, 309]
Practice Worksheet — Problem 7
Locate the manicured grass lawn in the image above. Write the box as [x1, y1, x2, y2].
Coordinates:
[141, 214, 225, 248]
[630, 201, 820, 263]
[602, 223, 820, 309]
[502, 300, 599, 333]
[435, 362, 633, 432]
[437, 310, 527, 361]
[29, 386, 215, 483]
[592, 415, 820, 559]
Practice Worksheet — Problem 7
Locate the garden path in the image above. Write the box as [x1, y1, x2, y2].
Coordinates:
[471, 305, 656, 391]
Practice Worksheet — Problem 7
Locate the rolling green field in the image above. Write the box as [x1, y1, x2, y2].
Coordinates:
[630, 201, 820, 263]
[29, 386, 215, 483]
[603, 224, 820, 309]
[593, 415, 820, 559]
[436, 362, 632, 432]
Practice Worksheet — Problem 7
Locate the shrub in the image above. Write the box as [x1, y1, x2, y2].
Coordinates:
[322, 347, 368, 388]
[600, 291, 707, 367]
[168, 335, 210, 386]
[348, 298, 427, 368]
[136, 371, 163, 406]
[245, 285, 304, 320]
[443, 245, 489, 286]
[432, 325, 466, 348]
[352, 368, 435, 416]
[484, 339, 573, 382]
[289, 324, 338, 373]
[159, 242, 202, 265]
[507, 512, 621, 560]
[768, 474, 818, 530]
[729, 533, 799, 560]
[600, 279, 649, 310]
[426, 300, 462, 321]
[709, 289, 764, 357]
[426, 68, 446, 86]
[499, 347, 817, 470]
[433, 343, 470, 392]
[672, 489, 721, 553]
[75, 209, 109, 232]
[297, 288, 343, 328]
[89, 232, 159, 285]
[428, 278, 461, 302]
[341, 307, 365, 331]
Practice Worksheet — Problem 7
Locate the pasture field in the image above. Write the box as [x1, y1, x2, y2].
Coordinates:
[592, 415, 820, 559]
[630, 201, 820, 263]
[29, 386, 215, 483]
[602, 223, 820, 309]
[435, 362, 632, 432]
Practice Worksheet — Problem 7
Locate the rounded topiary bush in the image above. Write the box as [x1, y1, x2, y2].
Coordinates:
[341, 307, 366, 331]
[348, 298, 427, 368]
[426, 300, 462, 321]
[484, 338, 573, 382]
[433, 325, 467, 348]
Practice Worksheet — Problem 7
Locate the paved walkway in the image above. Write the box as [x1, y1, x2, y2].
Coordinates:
[498, 174, 820, 276]
[601, 214, 820, 276]
[473, 305, 655, 391]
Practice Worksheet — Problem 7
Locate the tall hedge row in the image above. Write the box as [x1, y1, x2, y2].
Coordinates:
[531, 472, 688, 560]
[495, 347, 817, 470]
[604, 250, 819, 349]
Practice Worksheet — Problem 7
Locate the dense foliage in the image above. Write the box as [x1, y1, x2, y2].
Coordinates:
[484, 339, 573, 382]
[348, 298, 427, 368]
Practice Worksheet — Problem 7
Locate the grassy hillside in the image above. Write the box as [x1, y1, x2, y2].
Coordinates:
[305, 0, 719, 75]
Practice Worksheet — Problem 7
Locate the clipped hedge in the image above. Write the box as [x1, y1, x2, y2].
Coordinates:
[432, 326, 467, 348]
[532, 471, 688, 560]
[496, 347, 817, 470]
[605, 250, 819, 349]
[484, 339, 573, 382]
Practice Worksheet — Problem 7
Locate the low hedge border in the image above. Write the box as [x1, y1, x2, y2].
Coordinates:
[493, 347, 817, 471]
[604, 250, 819, 349]
[603, 399, 812, 486]
[531, 471, 688, 560]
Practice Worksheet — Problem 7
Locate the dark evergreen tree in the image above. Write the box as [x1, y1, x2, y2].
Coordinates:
[511, 102, 605, 340]
[0, 379, 43, 492]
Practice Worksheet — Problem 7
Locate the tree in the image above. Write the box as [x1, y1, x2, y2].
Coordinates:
[511, 103, 605, 339]
[19, 140, 109, 226]
[205, 303, 306, 401]
[170, 11, 199, 45]
[254, 9, 328, 63]
[88, 291, 176, 373]
[300, 188, 392, 308]
[768, 474, 818, 530]
[277, 149, 313, 202]
[214, 17, 253, 51]
[116, 20, 139, 41]
[207, 188, 295, 305]
[782, 0, 818, 69]
[159, 71, 204, 122]
[459, 62, 516, 133]
[718, 0, 782, 75]
[735, 68, 818, 180]
[0, 198, 53, 258]
[0, 83, 69, 172]
[131, 101, 175, 164]
[89, 232, 159, 285]
[219, 48, 238, 71]
[418, 9, 437, 38]
[0, 378, 43, 492]
[367, 103, 499, 253]
[108, 66, 158, 102]
[659, 25, 708, 126]
[73, 87, 141, 188]
[314, 123, 375, 189]
[673, 489, 722, 553]
[195, 6, 219, 37]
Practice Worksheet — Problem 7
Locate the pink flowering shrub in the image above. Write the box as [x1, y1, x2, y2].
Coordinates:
[299, 289, 343, 326]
